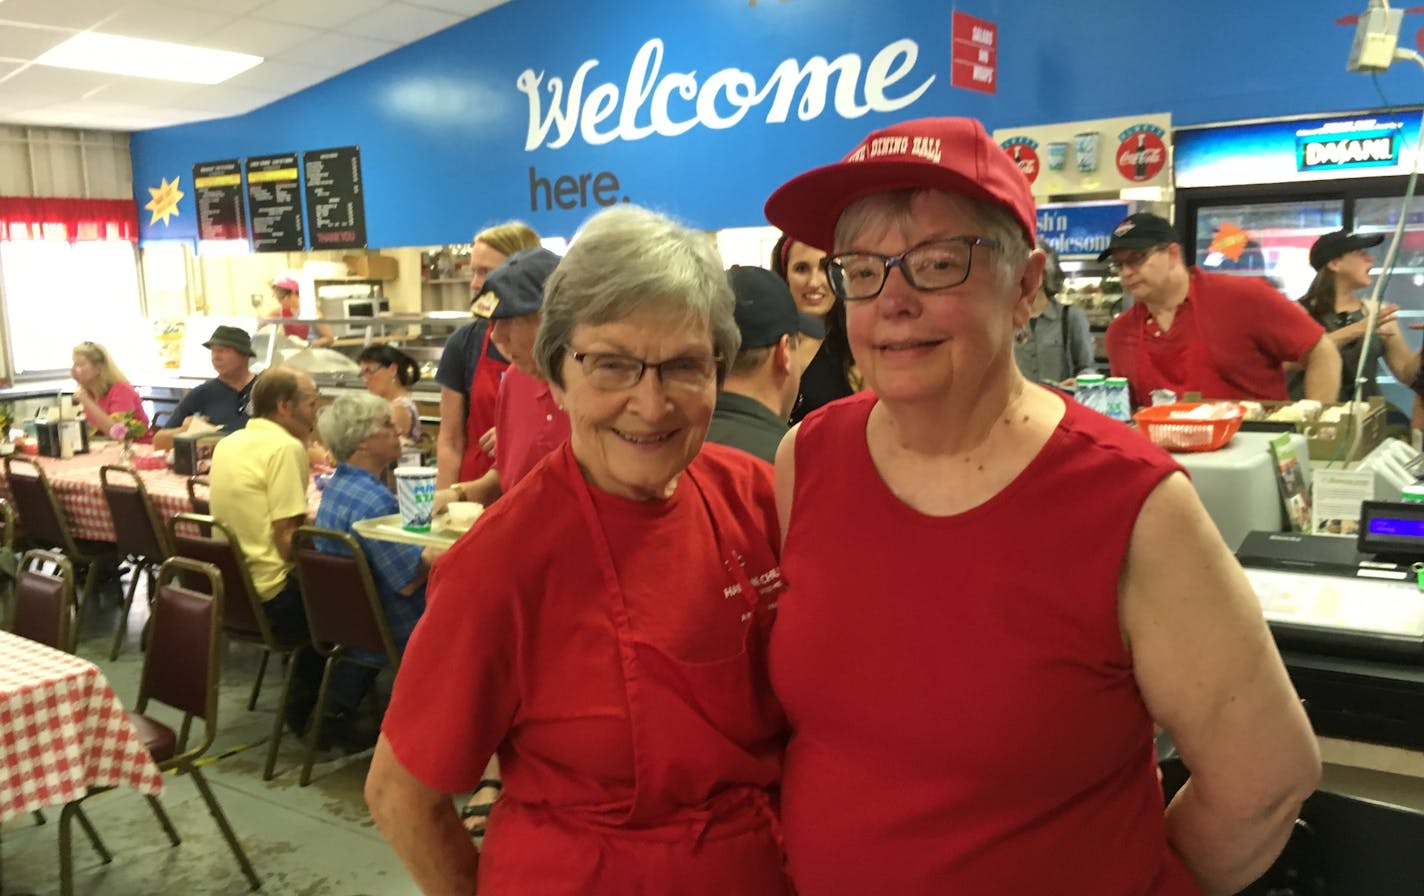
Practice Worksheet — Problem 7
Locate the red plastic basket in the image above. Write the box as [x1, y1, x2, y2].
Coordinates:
[1132, 402, 1244, 452]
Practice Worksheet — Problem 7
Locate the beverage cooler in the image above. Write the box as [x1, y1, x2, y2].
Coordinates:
[1173, 107, 1424, 421]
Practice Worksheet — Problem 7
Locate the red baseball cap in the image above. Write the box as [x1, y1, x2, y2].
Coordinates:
[764, 117, 1036, 253]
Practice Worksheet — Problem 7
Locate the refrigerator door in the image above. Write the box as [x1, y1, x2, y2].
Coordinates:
[1191, 199, 1344, 301]
[1350, 196, 1424, 416]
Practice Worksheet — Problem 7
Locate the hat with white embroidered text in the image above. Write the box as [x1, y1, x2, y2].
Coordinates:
[763, 117, 1037, 254]
[1309, 230, 1385, 270]
[1095, 213, 1179, 262]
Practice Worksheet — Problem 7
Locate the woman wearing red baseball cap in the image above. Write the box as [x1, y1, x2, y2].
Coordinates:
[763, 116, 1320, 896]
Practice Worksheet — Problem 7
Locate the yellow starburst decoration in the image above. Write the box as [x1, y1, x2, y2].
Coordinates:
[145, 176, 184, 226]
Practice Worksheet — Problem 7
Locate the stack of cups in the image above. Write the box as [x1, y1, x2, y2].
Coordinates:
[394, 466, 437, 531]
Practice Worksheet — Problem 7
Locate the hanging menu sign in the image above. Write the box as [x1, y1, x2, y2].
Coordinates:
[303, 145, 367, 250]
[192, 159, 246, 242]
[245, 153, 304, 252]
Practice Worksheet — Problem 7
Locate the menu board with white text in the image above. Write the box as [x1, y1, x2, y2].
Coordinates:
[303, 145, 367, 250]
[245, 152, 304, 252]
[192, 159, 246, 242]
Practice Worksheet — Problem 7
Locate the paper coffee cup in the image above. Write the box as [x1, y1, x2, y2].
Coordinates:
[394, 466, 437, 531]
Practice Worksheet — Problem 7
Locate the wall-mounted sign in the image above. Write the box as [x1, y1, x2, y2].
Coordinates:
[1175, 109, 1424, 188]
[994, 113, 1171, 199]
[303, 146, 367, 251]
[1000, 136, 1040, 184]
[1116, 124, 1167, 182]
[192, 159, 246, 242]
[1036, 201, 1130, 258]
[245, 153, 304, 252]
[951, 11, 997, 95]
[1296, 120, 1401, 173]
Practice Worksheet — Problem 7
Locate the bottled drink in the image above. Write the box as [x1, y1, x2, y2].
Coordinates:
[1076, 374, 1105, 414]
[1105, 376, 1132, 422]
[1133, 133, 1148, 180]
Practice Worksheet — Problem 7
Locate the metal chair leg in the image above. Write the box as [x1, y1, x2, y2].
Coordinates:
[72, 560, 101, 652]
[144, 794, 181, 847]
[58, 800, 111, 896]
[108, 559, 144, 660]
[263, 652, 299, 781]
[71, 806, 112, 863]
[301, 655, 337, 786]
[185, 765, 261, 890]
[248, 650, 270, 711]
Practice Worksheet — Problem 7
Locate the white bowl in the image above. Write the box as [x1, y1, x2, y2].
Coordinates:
[445, 501, 484, 529]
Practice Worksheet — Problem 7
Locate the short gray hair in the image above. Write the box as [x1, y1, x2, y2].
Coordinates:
[317, 392, 390, 462]
[833, 189, 1031, 286]
[534, 205, 739, 388]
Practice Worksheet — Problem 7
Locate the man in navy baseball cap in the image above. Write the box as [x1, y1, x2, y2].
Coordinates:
[705, 265, 823, 464]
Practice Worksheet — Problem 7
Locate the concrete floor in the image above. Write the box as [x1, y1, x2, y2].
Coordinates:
[0, 578, 428, 896]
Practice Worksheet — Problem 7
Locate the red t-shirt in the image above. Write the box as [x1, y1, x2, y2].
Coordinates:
[493, 366, 569, 491]
[769, 392, 1198, 895]
[1106, 268, 1324, 407]
[383, 441, 787, 894]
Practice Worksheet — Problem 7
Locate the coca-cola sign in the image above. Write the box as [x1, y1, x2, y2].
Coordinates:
[1116, 124, 1167, 182]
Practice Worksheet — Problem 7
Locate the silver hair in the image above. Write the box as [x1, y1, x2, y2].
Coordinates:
[1035, 236, 1064, 296]
[533, 205, 739, 388]
[832, 189, 1031, 285]
[317, 391, 391, 462]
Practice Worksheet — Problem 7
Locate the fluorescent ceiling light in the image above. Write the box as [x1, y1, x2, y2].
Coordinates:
[35, 32, 262, 85]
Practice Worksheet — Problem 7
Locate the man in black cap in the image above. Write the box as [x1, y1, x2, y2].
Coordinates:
[1101, 212, 1340, 408]
[152, 324, 258, 450]
[436, 247, 566, 510]
[706, 266, 823, 464]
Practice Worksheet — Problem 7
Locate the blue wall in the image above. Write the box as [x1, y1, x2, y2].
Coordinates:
[130, 0, 1420, 245]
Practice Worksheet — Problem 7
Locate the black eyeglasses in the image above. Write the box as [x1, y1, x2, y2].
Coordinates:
[1107, 245, 1167, 274]
[826, 236, 1001, 301]
[566, 348, 721, 392]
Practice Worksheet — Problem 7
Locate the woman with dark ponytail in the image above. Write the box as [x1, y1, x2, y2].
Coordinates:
[771, 233, 861, 424]
[357, 344, 424, 444]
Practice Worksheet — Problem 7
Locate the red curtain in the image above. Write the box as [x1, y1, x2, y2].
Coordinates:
[0, 197, 139, 243]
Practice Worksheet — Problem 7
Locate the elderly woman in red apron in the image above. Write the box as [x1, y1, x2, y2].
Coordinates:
[366, 204, 790, 895]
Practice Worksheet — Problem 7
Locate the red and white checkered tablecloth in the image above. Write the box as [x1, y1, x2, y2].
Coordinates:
[0, 630, 164, 823]
[0, 442, 192, 542]
[0, 441, 322, 542]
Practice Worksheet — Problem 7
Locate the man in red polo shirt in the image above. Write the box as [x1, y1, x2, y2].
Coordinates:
[1103, 213, 1341, 408]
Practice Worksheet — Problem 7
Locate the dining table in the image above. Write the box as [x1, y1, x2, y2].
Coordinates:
[0, 441, 324, 542]
[0, 630, 164, 824]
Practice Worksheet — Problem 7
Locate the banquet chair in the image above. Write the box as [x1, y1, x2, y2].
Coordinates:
[4, 549, 111, 886]
[3, 456, 117, 649]
[100, 465, 172, 660]
[168, 511, 308, 780]
[0, 497, 15, 626]
[58, 556, 261, 895]
[292, 526, 402, 785]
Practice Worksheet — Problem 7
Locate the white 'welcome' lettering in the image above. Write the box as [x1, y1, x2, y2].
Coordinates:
[516, 37, 935, 151]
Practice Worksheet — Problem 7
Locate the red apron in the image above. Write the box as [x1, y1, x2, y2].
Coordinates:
[476, 449, 791, 895]
[459, 325, 508, 481]
[1120, 306, 1223, 407]
[280, 306, 310, 340]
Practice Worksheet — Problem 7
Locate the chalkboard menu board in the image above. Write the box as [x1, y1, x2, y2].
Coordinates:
[192, 159, 246, 242]
[245, 153, 304, 252]
[303, 145, 367, 250]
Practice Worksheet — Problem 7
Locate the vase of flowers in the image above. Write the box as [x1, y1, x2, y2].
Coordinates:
[108, 411, 146, 463]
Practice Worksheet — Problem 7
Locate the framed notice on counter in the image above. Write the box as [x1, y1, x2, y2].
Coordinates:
[245, 152, 304, 252]
[192, 159, 247, 242]
[303, 145, 367, 250]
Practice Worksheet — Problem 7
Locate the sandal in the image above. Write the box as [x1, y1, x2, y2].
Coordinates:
[460, 778, 503, 836]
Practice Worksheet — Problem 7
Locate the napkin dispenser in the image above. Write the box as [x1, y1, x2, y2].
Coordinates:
[35, 419, 89, 458]
[173, 432, 225, 476]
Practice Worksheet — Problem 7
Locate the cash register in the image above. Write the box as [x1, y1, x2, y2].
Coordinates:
[1237, 499, 1424, 747]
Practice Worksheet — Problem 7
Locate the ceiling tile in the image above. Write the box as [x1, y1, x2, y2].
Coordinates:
[340, 3, 463, 43]
[0, 0, 123, 31]
[221, 58, 331, 92]
[0, 23, 75, 57]
[98, 5, 236, 45]
[195, 17, 321, 56]
[82, 79, 200, 106]
[271, 31, 397, 70]
[166, 0, 270, 13]
[407, 0, 510, 15]
[2, 65, 114, 100]
[250, 0, 387, 30]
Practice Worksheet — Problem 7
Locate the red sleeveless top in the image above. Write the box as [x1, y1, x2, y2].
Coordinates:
[768, 391, 1199, 896]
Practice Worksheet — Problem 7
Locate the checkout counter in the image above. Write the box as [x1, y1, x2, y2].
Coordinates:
[1181, 430, 1424, 749]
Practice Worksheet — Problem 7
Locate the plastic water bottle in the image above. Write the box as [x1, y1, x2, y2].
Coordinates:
[1105, 376, 1132, 422]
[1076, 374, 1105, 414]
